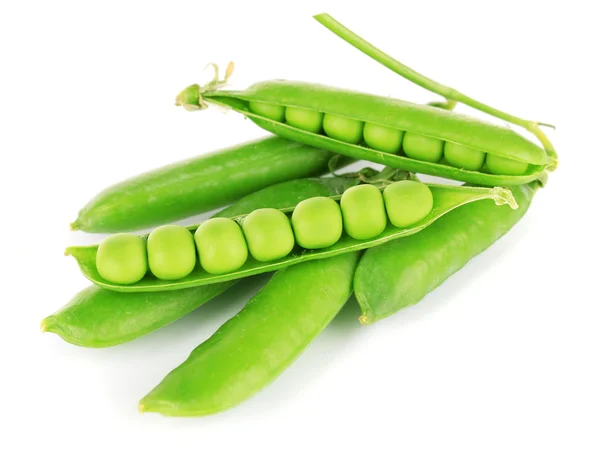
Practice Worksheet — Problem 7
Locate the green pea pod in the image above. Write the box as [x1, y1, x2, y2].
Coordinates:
[139, 251, 360, 417]
[191, 82, 549, 186]
[176, 15, 557, 187]
[43, 174, 363, 347]
[71, 136, 350, 233]
[354, 177, 545, 324]
[66, 183, 517, 293]
[40, 284, 234, 348]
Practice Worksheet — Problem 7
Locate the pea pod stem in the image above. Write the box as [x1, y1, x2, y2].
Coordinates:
[313, 12, 558, 168]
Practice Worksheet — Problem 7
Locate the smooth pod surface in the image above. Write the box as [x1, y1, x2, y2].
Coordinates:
[139, 251, 360, 417]
[41, 284, 234, 347]
[45, 174, 364, 347]
[201, 81, 550, 186]
[66, 184, 518, 292]
[354, 178, 543, 324]
[71, 136, 346, 233]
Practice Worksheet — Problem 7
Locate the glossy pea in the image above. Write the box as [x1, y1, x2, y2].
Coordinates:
[444, 142, 486, 171]
[486, 154, 530, 176]
[291, 196, 343, 249]
[355, 179, 542, 324]
[363, 123, 404, 154]
[402, 132, 444, 163]
[242, 208, 295, 262]
[194, 218, 248, 275]
[96, 234, 147, 285]
[139, 251, 360, 417]
[340, 184, 387, 240]
[248, 101, 285, 122]
[323, 114, 363, 144]
[147, 225, 196, 280]
[383, 181, 434, 228]
[285, 107, 323, 133]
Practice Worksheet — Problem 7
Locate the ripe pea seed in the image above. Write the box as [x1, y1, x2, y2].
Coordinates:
[402, 132, 444, 163]
[194, 218, 248, 275]
[363, 123, 404, 154]
[249, 101, 285, 122]
[322, 114, 364, 144]
[147, 225, 196, 280]
[291, 197, 343, 249]
[486, 154, 529, 175]
[444, 142, 486, 171]
[383, 181, 434, 228]
[285, 107, 323, 133]
[96, 234, 147, 285]
[340, 184, 387, 240]
[242, 208, 295, 262]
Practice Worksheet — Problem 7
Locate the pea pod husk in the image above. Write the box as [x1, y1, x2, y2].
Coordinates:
[354, 177, 545, 324]
[44, 174, 363, 347]
[194, 81, 550, 186]
[66, 183, 518, 293]
[71, 136, 351, 233]
[139, 251, 360, 417]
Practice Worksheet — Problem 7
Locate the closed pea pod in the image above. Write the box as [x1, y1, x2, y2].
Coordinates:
[45, 174, 367, 347]
[354, 177, 545, 324]
[71, 136, 350, 233]
[139, 251, 360, 417]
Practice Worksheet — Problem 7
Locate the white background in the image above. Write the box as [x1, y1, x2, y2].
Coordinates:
[2, 1, 599, 456]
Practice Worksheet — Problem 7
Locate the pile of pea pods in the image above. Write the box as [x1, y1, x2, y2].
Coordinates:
[42, 13, 557, 417]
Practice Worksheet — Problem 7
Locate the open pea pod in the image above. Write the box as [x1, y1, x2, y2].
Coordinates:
[66, 183, 517, 293]
[192, 81, 549, 186]
[176, 14, 557, 187]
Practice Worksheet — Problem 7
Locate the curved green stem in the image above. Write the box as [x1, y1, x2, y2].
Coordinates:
[314, 13, 557, 168]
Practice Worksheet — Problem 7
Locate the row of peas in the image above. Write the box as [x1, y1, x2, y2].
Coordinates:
[95, 181, 434, 285]
[249, 102, 530, 176]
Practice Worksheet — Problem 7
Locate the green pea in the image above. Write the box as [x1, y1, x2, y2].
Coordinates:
[402, 132, 444, 163]
[96, 234, 147, 285]
[147, 225, 196, 280]
[194, 218, 248, 275]
[340, 184, 387, 240]
[322, 114, 364, 144]
[486, 154, 529, 175]
[248, 101, 285, 122]
[363, 123, 404, 154]
[291, 196, 343, 249]
[242, 208, 295, 262]
[383, 181, 434, 228]
[285, 107, 323, 133]
[444, 142, 486, 171]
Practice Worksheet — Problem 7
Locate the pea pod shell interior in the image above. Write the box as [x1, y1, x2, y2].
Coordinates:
[66, 184, 518, 293]
[204, 81, 549, 186]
